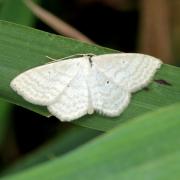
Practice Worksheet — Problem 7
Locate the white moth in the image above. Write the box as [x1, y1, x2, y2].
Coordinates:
[10, 53, 162, 121]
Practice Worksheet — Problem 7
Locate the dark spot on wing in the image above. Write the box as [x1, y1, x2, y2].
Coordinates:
[106, 80, 109, 84]
[154, 79, 172, 86]
[89, 58, 93, 67]
[88, 54, 94, 67]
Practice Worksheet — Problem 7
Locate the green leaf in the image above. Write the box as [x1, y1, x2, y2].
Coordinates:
[0, 20, 180, 131]
[4, 103, 180, 180]
[0, 0, 39, 26]
[0, 0, 39, 146]
[2, 126, 101, 175]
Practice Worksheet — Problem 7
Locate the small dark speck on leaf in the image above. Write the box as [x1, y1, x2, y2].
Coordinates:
[107, 81, 109, 84]
[154, 79, 172, 86]
[143, 87, 149, 91]
[47, 33, 53, 37]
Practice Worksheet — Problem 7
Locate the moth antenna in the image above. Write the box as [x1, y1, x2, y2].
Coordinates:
[46, 53, 96, 63]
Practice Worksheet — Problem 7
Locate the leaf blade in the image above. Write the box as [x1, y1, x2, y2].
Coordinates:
[4, 103, 180, 180]
[0, 20, 180, 131]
